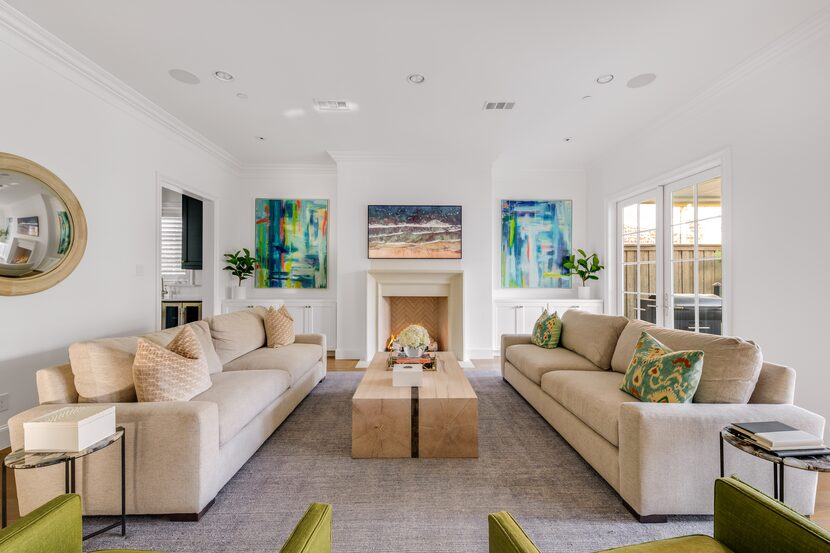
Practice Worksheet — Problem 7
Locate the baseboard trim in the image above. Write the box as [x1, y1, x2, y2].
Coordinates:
[0, 425, 9, 450]
[166, 499, 215, 522]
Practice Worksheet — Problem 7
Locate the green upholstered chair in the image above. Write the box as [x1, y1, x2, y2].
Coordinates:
[489, 477, 830, 553]
[0, 494, 332, 553]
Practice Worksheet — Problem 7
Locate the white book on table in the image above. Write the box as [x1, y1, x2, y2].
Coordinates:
[23, 405, 116, 453]
[754, 430, 824, 450]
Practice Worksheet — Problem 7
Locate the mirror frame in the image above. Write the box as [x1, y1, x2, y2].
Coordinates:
[0, 152, 88, 296]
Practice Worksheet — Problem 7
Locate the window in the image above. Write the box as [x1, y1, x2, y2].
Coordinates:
[161, 203, 187, 283]
[616, 166, 725, 335]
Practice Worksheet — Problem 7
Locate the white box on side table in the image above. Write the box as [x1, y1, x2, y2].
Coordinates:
[24, 405, 116, 452]
[392, 364, 424, 387]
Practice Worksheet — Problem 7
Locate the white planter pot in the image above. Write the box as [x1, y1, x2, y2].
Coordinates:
[231, 285, 247, 300]
[578, 286, 591, 300]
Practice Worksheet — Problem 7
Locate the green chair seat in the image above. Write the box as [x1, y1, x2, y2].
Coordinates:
[597, 535, 732, 552]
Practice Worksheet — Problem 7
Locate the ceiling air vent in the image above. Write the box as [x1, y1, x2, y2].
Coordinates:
[483, 101, 516, 111]
[314, 99, 352, 112]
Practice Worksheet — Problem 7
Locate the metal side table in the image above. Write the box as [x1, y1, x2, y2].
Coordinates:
[720, 426, 830, 503]
[1, 426, 125, 540]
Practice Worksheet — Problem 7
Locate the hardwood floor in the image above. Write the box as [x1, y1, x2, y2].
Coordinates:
[2, 367, 828, 532]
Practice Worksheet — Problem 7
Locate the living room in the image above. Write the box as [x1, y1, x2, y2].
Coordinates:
[1, 1, 829, 552]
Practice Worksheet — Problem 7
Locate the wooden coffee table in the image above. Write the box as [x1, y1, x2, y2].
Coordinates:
[352, 352, 478, 459]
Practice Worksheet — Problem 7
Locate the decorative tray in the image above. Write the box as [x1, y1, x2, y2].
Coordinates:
[386, 352, 438, 371]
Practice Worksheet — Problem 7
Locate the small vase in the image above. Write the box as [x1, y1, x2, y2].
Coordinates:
[231, 285, 247, 300]
[578, 286, 591, 300]
[404, 346, 426, 358]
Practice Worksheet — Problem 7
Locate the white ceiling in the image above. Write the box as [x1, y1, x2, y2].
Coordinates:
[9, 0, 829, 165]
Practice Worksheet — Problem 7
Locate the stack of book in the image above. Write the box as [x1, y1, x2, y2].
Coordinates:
[729, 421, 830, 457]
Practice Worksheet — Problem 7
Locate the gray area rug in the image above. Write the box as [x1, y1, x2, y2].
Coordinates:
[85, 370, 711, 552]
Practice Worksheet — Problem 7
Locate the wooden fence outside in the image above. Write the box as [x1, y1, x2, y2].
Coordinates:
[623, 245, 722, 294]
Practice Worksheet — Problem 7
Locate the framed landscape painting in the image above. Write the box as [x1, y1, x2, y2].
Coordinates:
[368, 205, 462, 259]
[501, 200, 572, 288]
[255, 199, 328, 288]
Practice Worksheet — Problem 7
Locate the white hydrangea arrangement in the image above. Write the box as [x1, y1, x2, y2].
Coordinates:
[397, 324, 430, 349]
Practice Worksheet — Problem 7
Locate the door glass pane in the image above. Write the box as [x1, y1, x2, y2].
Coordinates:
[639, 293, 658, 324]
[639, 200, 657, 231]
[697, 217, 722, 249]
[672, 223, 695, 261]
[698, 259, 723, 335]
[697, 178, 722, 220]
[623, 293, 639, 320]
[623, 264, 638, 292]
[672, 185, 695, 224]
[622, 204, 638, 234]
[639, 263, 657, 295]
[639, 229, 656, 248]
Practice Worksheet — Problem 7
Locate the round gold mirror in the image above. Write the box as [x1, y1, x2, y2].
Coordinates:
[0, 153, 87, 295]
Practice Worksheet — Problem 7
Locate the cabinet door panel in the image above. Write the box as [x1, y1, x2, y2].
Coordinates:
[520, 305, 547, 334]
[495, 305, 518, 347]
[284, 305, 307, 335]
[309, 304, 336, 349]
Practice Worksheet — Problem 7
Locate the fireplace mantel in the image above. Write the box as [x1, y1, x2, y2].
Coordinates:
[363, 270, 465, 366]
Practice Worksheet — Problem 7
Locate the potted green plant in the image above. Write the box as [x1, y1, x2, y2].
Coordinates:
[563, 249, 604, 299]
[223, 248, 256, 299]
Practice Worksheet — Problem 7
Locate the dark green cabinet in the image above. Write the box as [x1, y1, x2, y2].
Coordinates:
[181, 194, 203, 270]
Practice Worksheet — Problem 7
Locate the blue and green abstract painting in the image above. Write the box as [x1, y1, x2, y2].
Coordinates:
[501, 200, 572, 288]
[255, 199, 328, 288]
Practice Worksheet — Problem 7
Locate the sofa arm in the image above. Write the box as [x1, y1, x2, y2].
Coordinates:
[500, 334, 532, 376]
[9, 401, 219, 516]
[714, 477, 830, 553]
[618, 402, 825, 516]
[295, 333, 327, 374]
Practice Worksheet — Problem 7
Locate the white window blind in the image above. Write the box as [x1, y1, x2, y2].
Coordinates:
[161, 203, 187, 282]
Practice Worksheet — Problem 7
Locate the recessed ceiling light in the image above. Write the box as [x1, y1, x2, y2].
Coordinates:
[284, 108, 306, 119]
[314, 99, 353, 112]
[407, 73, 425, 85]
[596, 74, 614, 84]
[213, 70, 234, 82]
[582, 95, 592, 101]
[168, 69, 200, 85]
[563, 137, 574, 143]
[255, 136, 266, 141]
[627, 73, 657, 89]
[236, 92, 248, 99]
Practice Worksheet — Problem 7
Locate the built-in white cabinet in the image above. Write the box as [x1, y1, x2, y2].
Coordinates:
[222, 299, 337, 351]
[493, 298, 604, 351]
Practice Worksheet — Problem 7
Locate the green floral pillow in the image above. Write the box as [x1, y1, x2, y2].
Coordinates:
[531, 310, 562, 349]
[620, 331, 704, 403]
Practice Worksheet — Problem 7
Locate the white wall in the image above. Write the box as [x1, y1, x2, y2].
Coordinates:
[586, 29, 830, 436]
[334, 157, 494, 360]
[232, 166, 338, 301]
[0, 22, 236, 447]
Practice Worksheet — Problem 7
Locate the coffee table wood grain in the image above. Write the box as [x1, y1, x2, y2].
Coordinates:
[351, 352, 478, 459]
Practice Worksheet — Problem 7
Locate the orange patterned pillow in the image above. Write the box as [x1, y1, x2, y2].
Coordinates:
[265, 305, 295, 348]
[132, 325, 211, 402]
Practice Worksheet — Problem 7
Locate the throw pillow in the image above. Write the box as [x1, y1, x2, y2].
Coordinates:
[620, 331, 704, 403]
[531, 310, 562, 349]
[265, 305, 295, 348]
[69, 336, 139, 403]
[132, 325, 211, 402]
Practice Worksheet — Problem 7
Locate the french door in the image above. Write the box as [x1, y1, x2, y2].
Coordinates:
[618, 167, 725, 335]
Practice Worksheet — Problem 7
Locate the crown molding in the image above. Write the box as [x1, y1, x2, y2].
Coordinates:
[240, 163, 337, 177]
[0, 2, 242, 171]
[608, 6, 830, 157]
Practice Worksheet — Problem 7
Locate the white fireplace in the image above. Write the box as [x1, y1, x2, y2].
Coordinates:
[364, 270, 465, 365]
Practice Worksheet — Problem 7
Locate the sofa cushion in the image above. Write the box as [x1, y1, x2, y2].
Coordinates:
[505, 344, 600, 385]
[541, 370, 637, 447]
[611, 320, 655, 373]
[69, 336, 139, 403]
[143, 321, 223, 374]
[611, 324, 763, 404]
[222, 344, 323, 385]
[133, 326, 212, 402]
[205, 307, 267, 364]
[560, 310, 629, 369]
[619, 331, 704, 404]
[192, 369, 290, 446]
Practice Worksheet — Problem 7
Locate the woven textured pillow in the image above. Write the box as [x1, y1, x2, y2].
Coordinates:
[265, 305, 295, 348]
[531, 310, 562, 349]
[620, 331, 704, 403]
[132, 325, 211, 402]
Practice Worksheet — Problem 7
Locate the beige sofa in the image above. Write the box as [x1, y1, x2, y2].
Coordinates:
[9, 307, 326, 519]
[501, 310, 825, 521]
